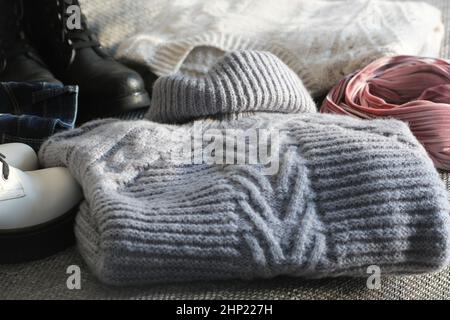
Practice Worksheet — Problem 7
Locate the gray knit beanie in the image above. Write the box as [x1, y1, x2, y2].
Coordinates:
[147, 50, 317, 123]
[39, 51, 450, 286]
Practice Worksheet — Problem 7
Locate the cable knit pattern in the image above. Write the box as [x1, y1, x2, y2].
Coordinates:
[39, 114, 450, 285]
[39, 51, 450, 285]
[79, 0, 444, 96]
[148, 51, 316, 123]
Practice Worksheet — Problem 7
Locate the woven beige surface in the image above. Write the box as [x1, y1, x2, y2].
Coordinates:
[1, 0, 450, 299]
[1, 247, 450, 300]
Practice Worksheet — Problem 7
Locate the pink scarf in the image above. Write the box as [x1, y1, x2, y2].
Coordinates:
[321, 55, 450, 170]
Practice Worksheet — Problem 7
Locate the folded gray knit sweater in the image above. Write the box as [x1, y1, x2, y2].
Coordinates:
[39, 51, 450, 286]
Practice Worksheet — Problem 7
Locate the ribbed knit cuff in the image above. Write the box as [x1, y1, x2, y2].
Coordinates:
[301, 115, 450, 276]
[146, 50, 317, 123]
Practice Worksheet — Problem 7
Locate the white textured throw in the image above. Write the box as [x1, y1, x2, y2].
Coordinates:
[80, 0, 444, 96]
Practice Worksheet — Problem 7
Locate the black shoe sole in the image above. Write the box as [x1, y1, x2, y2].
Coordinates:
[0, 206, 78, 264]
[77, 91, 151, 124]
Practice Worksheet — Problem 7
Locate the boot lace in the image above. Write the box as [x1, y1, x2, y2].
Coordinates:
[47, 0, 100, 50]
[39, 0, 102, 67]
[0, 153, 10, 180]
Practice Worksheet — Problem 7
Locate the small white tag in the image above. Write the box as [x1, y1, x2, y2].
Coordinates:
[0, 174, 26, 201]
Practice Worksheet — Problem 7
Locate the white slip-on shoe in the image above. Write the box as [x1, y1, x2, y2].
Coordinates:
[0, 153, 83, 263]
[0, 143, 39, 171]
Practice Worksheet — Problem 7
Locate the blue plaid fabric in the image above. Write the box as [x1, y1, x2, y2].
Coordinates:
[0, 82, 78, 151]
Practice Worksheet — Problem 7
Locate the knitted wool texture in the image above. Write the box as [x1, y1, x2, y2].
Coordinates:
[79, 0, 444, 96]
[147, 50, 316, 123]
[321, 55, 450, 170]
[39, 51, 450, 286]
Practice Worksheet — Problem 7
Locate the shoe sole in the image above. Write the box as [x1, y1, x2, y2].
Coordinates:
[0, 206, 78, 264]
[77, 91, 151, 124]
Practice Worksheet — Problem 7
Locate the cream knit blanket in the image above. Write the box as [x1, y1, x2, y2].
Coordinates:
[80, 0, 444, 96]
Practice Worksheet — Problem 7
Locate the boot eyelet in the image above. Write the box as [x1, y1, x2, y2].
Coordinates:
[0, 57, 6, 73]
[68, 48, 76, 66]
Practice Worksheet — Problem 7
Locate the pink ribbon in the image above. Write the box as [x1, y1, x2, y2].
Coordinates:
[321, 55, 450, 170]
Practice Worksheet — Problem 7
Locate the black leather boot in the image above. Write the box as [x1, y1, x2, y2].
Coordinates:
[0, 0, 61, 83]
[25, 0, 150, 122]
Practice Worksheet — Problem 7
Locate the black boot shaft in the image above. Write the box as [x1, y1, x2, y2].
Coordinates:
[0, 0, 24, 43]
[0, 0, 60, 83]
[24, 0, 150, 122]
[0, 0, 27, 65]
